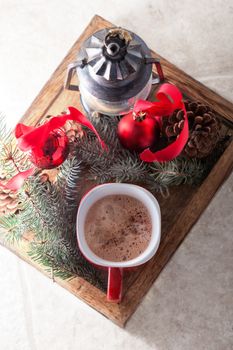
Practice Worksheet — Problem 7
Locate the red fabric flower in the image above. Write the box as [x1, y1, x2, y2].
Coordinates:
[3, 107, 106, 191]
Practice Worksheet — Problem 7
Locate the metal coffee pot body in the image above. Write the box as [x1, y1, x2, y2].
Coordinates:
[65, 27, 164, 116]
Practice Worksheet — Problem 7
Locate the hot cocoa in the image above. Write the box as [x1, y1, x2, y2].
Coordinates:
[84, 194, 152, 262]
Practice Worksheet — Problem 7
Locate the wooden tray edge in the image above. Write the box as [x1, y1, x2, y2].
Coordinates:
[2, 14, 233, 327]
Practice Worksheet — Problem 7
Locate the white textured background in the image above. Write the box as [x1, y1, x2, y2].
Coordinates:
[0, 1, 232, 349]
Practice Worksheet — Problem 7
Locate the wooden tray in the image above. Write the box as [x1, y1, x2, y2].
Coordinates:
[1, 15, 233, 327]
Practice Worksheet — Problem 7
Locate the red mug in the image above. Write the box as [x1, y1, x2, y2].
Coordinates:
[76, 183, 161, 303]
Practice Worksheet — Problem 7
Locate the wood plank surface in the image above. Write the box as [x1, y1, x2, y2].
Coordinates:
[1, 15, 233, 327]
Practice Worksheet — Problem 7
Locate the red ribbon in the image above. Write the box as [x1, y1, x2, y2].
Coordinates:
[0, 168, 35, 192]
[2, 107, 106, 191]
[16, 106, 106, 152]
[136, 83, 189, 162]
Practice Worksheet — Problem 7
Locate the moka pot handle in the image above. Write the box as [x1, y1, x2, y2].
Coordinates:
[64, 60, 84, 91]
[145, 57, 165, 84]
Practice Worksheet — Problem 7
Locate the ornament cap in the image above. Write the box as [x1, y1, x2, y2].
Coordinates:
[132, 111, 147, 122]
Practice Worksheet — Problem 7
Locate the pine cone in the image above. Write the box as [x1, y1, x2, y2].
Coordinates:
[162, 100, 221, 158]
[0, 173, 18, 215]
[41, 113, 84, 142]
[64, 122, 84, 142]
[0, 186, 19, 216]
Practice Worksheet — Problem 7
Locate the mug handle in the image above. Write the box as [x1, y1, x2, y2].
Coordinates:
[107, 267, 123, 303]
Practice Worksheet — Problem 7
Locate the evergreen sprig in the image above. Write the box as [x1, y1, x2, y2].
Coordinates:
[0, 214, 24, 244]
[0, 114, 30, 177]
[28, 238, 104, 289]
[7, 172, 106, 289]
[89, 155, 148, 184]
[72, 115, 205, 193]
[57, 157, 82, 205]
[0, 114, 12, 148]
[149, 157, 204, 187]
[0, 112, 220, 291]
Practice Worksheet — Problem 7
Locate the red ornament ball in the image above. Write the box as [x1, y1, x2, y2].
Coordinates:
[117, 111, 159, 152]
[30, 129, 69, 169]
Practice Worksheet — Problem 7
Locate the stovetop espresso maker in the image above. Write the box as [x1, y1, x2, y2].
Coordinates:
[65, 27, 164, 116]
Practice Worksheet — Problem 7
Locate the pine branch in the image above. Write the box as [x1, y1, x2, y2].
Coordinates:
[16, 175, 105, 288]
[74, 136, 114, 168]
[72, 115, 120, 168]
[148, 157, 204, 187]
[57, 157, 82, 206]
[28, 238, 106, 290]
[18, 176, 67, 241]
[91, 114, 121, 149]
[0, 115, 30, 177]
[0, 114, 12, 148]
[89, 154, 148, 183]
[0, 111, 214, 290]
[0, 213, 24, 244]
[72, 119, 206, 195]
[56, 157, 84, 244]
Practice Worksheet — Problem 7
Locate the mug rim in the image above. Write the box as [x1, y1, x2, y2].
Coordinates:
[76, 183, 161, 268]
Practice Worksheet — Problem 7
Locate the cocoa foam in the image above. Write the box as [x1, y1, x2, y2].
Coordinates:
[84, 194, 152, 262]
